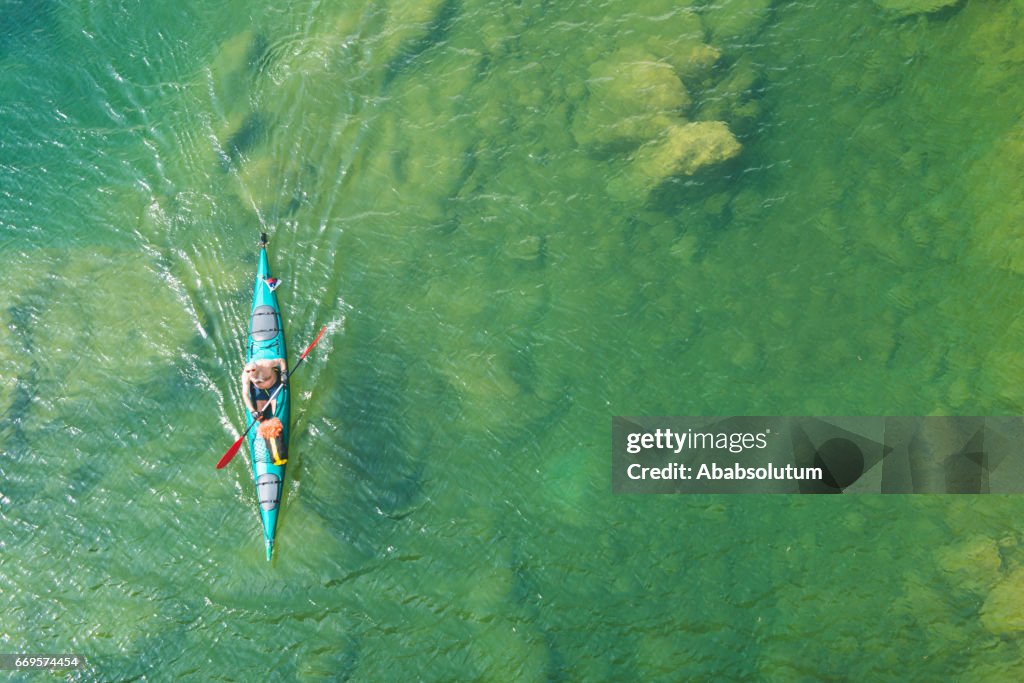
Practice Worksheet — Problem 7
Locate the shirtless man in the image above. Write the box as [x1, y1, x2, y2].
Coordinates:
[242, 358, 287, 421]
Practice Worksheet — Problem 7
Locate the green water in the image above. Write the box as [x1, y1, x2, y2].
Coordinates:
[4, 0, 1024, 679]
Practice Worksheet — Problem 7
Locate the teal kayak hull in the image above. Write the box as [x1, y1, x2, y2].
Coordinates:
[247, 242, 289, 560]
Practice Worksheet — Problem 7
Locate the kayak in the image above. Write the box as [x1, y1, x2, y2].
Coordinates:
[247, 233, 290, 560]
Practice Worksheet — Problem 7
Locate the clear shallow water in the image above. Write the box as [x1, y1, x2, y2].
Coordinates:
[3, 0, 1024, 679]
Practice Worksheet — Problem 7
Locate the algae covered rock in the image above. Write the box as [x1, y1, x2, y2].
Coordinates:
[584, 47, 691, 112]
[609, 120, 741, 200]
[642, 121, 741, 177]
[935, 536, 1002, 596]
[667, 41, 721, 85]
[698, 54, 762, 132]
[874, 0, 960, 16]
[701, 0, 773, 45]
[966, 125, 1024, 274]
[981, 566, 1024, 634]
[571, 48, 691, 150]
[643, 11, 721, 82]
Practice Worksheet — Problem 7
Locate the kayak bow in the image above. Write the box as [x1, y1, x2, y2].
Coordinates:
[247, 233, 290, 560]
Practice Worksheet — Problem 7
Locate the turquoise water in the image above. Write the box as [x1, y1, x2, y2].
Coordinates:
[4, 0, 1024, 679]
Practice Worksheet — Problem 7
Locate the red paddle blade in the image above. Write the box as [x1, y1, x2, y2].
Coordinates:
[216, 435, 245, 469]
[299, 325, 327, 360]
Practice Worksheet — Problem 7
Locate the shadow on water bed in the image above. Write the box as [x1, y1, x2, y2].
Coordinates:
[383, 0, 460, 86]
[2, 283, 58, 501]
[306, 337, 429, 526]
[0, 359, 40, 499]
[219, 111, 269, 170]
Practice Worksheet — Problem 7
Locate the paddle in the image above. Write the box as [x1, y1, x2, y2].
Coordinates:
[216, 325, 328, 469]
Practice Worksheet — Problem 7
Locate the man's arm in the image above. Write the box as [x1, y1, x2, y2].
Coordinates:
[241, 366, 255, 414]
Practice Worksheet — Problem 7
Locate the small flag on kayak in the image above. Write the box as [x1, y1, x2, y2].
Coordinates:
[264, 277, 281, 291]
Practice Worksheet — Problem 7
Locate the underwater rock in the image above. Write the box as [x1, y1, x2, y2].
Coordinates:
[608, 121, 741, 200]
[966, 126, 1024, 274]
[936, 536, 1002, 596]
[981, 566, 1024, 634]
[643, 11, 720, 83]
[640, 121, 741, 177]
[701, 0, 773, 45]
[571, 48, 691, 150]
[669, 41, 721, 84]
[977, 347, 1024, 408]
[874, 0, 960, 16]
[698, 54, 762, 133]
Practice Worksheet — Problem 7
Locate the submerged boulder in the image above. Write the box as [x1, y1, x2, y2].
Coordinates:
[701, 0, 773, 45]
[572, 48, 691, 150]
[966, 125, 1024, 273]
[981, 567, 1024, 635]
[640, 121, 741, 177]
[643, 10, 721, 83]
[608, 120, 741, 200]
[664, 41, 720, 84]
[698, 54, 761, 127]
[936, 536, 1002, 596]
